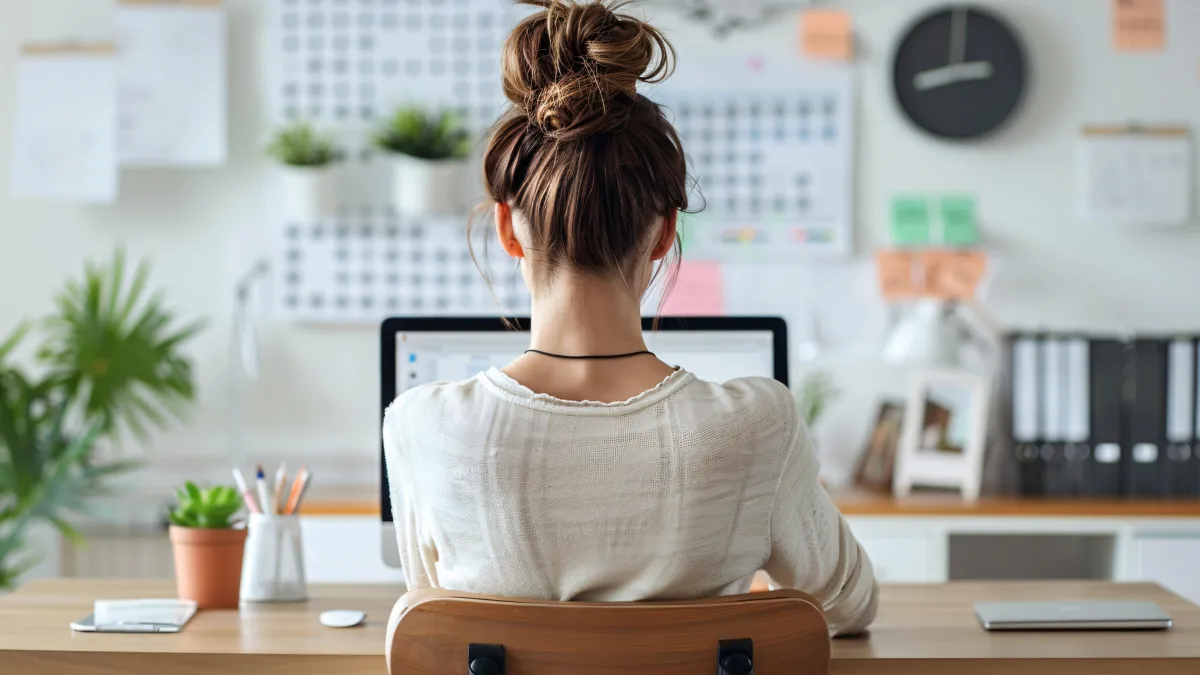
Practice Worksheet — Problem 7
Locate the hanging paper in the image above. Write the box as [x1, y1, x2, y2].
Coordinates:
[663, 262, 725, 316]
[922, 250, 988, 301]
[890, 196, 931, 246]
[10, 45, 119, 203]
[940, 196, 980, 246]
[116, 0, 228, 166]
[1113, 0, 1165, 52]
[875, 250, 922, 300]
[800, 9, 854, 60]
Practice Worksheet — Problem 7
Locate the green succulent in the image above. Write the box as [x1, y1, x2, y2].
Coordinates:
[168, 482, 243, 529]
[374, 107, 473, 160]
[266, 121, 340, 167]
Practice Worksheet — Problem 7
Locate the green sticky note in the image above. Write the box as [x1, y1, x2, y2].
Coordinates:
[940, 196, 979, 246]
[890, 196, 930, 246]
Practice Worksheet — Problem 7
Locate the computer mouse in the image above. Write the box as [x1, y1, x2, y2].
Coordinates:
[319, 610, 366, 629]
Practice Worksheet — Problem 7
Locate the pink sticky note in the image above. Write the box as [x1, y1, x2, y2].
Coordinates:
[662, 262, 725, 316]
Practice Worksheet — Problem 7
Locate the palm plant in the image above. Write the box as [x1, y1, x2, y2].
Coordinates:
[797, 369, 839, 428]
[0, 249, 204, 589]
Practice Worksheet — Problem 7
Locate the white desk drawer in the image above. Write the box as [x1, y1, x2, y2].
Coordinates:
[1131, 537, 1200, 605]
[855, 535, 939, 583]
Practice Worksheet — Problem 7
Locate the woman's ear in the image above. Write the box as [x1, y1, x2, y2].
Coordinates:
[494, 202, 524, 259]
[650, 210, 678, 261]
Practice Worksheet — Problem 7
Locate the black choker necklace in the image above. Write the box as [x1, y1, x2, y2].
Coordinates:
[525, 349, 654, 360]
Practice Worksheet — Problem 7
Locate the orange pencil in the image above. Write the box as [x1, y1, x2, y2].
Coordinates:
[284, 466, 311, 515]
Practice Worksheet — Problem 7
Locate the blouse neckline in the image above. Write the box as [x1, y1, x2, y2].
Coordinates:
[480, 366, 694, 416]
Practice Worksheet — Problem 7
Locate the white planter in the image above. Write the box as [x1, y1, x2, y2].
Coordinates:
[278, 165, 337, 221]
[390, 154, 468, 216]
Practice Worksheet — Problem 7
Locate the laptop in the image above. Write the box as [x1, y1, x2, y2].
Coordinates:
[974, 600, 1173, 631]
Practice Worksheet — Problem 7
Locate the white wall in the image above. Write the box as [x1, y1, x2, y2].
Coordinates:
[1, 0, 1199, 491]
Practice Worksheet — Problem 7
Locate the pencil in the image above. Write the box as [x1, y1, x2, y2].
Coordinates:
[285, 466, 311, 515]
[272, 462, 288, 515]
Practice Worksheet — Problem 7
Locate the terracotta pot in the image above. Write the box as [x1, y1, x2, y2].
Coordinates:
[169, 525, 248, 609]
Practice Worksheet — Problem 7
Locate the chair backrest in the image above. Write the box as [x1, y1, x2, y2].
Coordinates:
[386, 589, 830, 675]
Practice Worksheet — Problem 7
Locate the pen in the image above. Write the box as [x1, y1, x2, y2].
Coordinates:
[272, 462, 288, 515]
[255, 465, 271, 518]
[232, 468, 261, 514]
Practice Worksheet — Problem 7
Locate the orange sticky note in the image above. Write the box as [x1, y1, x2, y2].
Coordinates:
[921, 250, 988, 301]
[801, 9, 854, 60]
[1114, 0, 1165, 52]
[875, 250, 921, 300]
[662, 262, 724, 316]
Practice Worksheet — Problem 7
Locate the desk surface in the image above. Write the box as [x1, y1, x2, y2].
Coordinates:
[2, 580, 1198, 675]
[301, 486, 1200, 518]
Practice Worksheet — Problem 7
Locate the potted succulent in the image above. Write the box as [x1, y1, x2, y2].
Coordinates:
[374, 107, 473, 216]
[168, 482, 246, 609]
[266, 121, 341, 220]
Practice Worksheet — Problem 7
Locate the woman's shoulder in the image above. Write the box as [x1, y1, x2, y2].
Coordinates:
[679, 373, 798, 423]
[383, 374, 489, 430]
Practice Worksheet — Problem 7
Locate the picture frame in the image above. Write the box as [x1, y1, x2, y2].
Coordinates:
[893, 369, 991, 501]
[852, 399, 906, 493]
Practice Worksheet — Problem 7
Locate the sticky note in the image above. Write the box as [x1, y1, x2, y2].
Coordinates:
[1114, 0, 1165, 52]
[875, 250, 922, 300]
[890, 196, 931, 246]
[800, 9, 854, 60]
[922, 250, 988, 300]
[940, 196, 979, 246]
[662, 261, 725, 316]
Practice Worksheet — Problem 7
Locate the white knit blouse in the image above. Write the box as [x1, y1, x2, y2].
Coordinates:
[383, 367, 879, 635]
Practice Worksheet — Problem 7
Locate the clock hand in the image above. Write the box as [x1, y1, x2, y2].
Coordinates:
[950, 7, 968, 66]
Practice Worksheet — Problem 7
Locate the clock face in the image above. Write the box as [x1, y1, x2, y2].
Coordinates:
[892, 6, 1027, 140]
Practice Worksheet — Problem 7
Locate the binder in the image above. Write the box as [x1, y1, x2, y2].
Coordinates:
[1086, 339, 1126, 496]
[1039, 337, 1069, 495]
[1126, 339, 1167, 497]
[1061, 337, 1091, 496]
[1163, 338, 1198, 497]
[1011, 335, 1042, 496]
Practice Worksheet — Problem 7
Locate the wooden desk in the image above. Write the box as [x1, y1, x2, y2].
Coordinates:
[2, 580, 1198, 674]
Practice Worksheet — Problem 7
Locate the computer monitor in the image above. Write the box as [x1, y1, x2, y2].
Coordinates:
[379, 316, 788, 568]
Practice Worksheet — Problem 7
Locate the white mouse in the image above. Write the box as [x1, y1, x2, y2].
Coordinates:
[319, 610, 366, 629]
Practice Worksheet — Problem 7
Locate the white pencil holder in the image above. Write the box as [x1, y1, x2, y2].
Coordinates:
[240, 514, 307, 603]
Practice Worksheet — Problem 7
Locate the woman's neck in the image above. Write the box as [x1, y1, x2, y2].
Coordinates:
[527, 274, 646, 357]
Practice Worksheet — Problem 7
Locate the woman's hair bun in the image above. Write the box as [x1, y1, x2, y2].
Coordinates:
[502, 0, 674, 141]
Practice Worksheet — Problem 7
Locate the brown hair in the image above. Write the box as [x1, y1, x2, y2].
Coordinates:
[475, 0, 690, 299]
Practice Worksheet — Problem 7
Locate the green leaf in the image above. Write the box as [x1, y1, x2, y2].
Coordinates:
[48, 515, 85, 546]
[185, 481, 202, 504]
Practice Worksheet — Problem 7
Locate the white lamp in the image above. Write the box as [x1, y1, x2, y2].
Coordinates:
[883, 299, 962, 367]
[883, 298, 1003, 369]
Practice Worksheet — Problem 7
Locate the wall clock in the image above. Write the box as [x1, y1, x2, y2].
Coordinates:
[892, 5, 1027, 140]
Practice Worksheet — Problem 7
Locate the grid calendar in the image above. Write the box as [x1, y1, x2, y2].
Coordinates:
[267, 0, 855, 323]
[666, 88, 851, 257]
[278, 211, 529, 323]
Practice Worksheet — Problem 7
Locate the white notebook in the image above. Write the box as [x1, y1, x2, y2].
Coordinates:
[71, 599, 198, 633]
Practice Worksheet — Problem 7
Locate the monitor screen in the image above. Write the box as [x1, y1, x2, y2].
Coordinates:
[378, 316, 787, 568]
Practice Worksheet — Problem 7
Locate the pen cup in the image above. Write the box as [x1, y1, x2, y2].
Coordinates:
[240, 513, 308, 603]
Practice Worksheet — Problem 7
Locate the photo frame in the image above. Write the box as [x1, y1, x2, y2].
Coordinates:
[852, 400, 905, 493]
[893, 370, 991, 501]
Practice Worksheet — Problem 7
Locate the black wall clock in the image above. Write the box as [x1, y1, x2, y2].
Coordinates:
[892, 5, 1027, 140]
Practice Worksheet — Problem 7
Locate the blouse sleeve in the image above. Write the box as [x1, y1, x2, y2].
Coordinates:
[761, 407, 879, 637]
[383, 403, 436, 593]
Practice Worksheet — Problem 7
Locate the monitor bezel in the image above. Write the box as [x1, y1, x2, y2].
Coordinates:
[380, 316, 788, 523]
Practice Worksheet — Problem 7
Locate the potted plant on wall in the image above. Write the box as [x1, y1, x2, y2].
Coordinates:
[0, 250, 203, 590]
[374, 107, 473, 216]
[168, 482, 246, 609]
[266, 121, 341, 221]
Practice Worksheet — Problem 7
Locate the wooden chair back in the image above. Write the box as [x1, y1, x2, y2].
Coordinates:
[386, 589, 830, 675]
